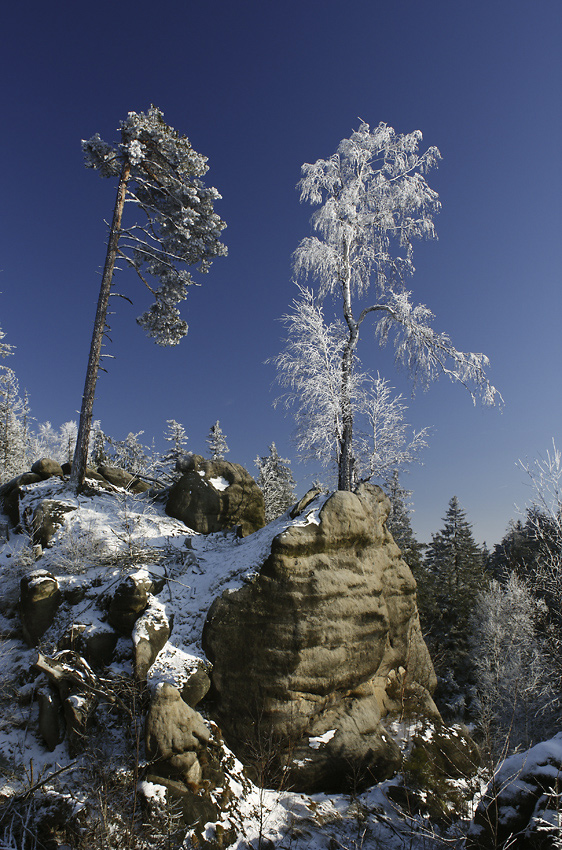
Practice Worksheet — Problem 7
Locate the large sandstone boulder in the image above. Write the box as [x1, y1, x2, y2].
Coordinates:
[0, 473, 42, 526]
[97, 465, 151, 494]
[202, 484, 456, 793]
[132, 597, 171, 681]
[108, 573, 151, 634]
[32, 499, 76, 547]
[20, 570, 62, 646]
[31, 458, 64, 479]
[165, 454, 265, 537]
[145, 682, 211, 761]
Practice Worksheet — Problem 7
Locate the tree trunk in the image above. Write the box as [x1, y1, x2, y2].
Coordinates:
[70, 160, 131, 491]
[338, 244, 358, 491]
[338, 344, 355, 491]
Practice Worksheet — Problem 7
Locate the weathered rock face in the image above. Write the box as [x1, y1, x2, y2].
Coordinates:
[31, 458, 64, 480]
[165, 454, 265, 537]
[20, 570, 62, 646]
[32, 499, 76, 547]
[202, 484, 444, 793]
[97, 465, 150, 494]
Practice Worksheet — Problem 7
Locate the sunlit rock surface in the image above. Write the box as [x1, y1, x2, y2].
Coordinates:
[203, 483, 445, 792]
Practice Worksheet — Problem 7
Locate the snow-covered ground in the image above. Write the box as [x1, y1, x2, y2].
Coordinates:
[0, 479, 482, 848]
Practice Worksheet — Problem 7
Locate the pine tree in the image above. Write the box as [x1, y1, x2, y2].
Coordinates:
[255, 443, 296, 522]
[422, 496, 488, 718]
[384, 471, 424, 575]
[206, 421, 229, 461]
[89, 421, 109, 467]
[70, 106, 227, 489]
[158, 419, 189, 479]
[106, 431, 149, 475]
[0, 366, 28, 482]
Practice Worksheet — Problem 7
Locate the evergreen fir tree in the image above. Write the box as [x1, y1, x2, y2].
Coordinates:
[0, 366, 28, 482]
[158, 419, 189, 479]
[255, 443, 296, 522]
[422, 496, 488, 719]
[89, 421, 109, 467]
[206, 421, 229, 461]
[107, 431, 149, 475]
[384, 470, 424, 574]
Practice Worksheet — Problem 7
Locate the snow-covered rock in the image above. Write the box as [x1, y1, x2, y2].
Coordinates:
[468, 733, 562, 849]
[165, 453, 265, 536]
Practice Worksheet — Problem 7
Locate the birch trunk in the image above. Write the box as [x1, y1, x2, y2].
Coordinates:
[70, 161, 131, 490]
[338, 242, 359, 491]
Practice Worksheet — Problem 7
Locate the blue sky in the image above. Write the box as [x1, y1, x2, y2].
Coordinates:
[1, 0, 560, 545]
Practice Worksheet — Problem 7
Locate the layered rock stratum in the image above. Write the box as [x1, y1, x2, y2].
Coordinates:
[203, 483, 457, 793]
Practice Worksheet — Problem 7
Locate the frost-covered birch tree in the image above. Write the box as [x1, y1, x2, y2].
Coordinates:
[0, 324, 31, 481]
[276, 122, 500, 490]
[472, 573, 557, 755]
[70, 106, 227, 490]
[275, 286, 428, 484]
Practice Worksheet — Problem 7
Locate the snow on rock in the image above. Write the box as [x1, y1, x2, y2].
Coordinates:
[0, 477, 486, 849]
[309, 730, 336, 749]
[209, 475, 229, 491]
[468, 732, 562, 849]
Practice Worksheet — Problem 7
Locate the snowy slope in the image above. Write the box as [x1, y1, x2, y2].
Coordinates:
[0, 479, 482, 849]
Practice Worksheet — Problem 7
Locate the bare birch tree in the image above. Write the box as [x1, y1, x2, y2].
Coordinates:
[276, 122, 500, 490]
[70, 107, 226, 490]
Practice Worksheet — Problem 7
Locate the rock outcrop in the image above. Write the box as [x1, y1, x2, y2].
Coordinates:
[32, 499, 76, 547]
[0, 473, 42, 526]
[20, 569, 62, 646]
[203, 484, 470, 793]
[468, 733, 562, 849]
[132, 597, 172, 681]
[31, 458, 64, 479]
[97, 465, 151, 494]
[165, 454, 265, 537]
[0, 459, 154, 533]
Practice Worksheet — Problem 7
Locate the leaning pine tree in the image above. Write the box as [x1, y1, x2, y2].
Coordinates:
[70, 107, 227, 490]
[276, 122, 500, 491]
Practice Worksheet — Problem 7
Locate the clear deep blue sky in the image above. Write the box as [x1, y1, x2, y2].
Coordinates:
[1, 0, 560, 545]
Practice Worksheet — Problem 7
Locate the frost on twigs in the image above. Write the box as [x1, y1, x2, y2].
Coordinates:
[275, 121, 500, 489]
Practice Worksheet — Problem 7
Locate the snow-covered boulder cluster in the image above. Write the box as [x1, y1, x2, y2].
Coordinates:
[0, 456, 150, 540]
[0, 465, 486, 848]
